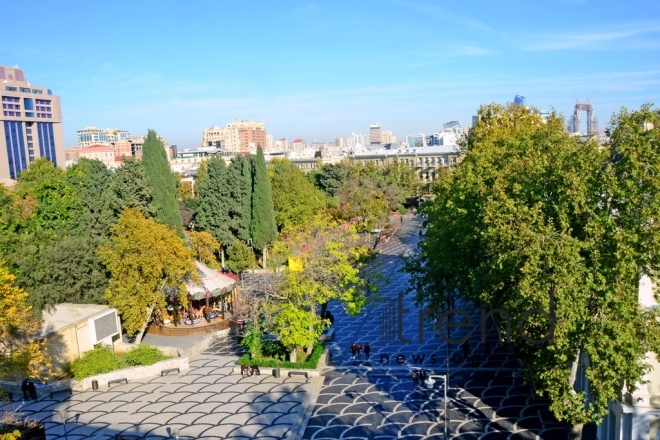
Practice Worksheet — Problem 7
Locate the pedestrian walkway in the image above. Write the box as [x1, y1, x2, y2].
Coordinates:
[0, 350, 319, 439]
[303, 214, 569, 440]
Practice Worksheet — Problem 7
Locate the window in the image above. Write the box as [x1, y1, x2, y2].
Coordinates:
[5, 86, 17, 91]
[26, 112, 34, 117]
[32, 89, 43, 94]
[19, 87, 30, 93]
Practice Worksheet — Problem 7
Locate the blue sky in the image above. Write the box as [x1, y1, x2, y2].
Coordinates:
[2, 0, 660, 147]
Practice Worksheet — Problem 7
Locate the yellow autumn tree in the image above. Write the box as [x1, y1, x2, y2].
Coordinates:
[188, 230, 221, 267]
[0, 261, 50, 380]
[98, 209, 197, 337]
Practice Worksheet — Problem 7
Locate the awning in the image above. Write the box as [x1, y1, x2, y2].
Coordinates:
[187, 261, 236, 300]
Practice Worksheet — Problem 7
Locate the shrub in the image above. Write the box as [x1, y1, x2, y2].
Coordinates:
[124, 344, 167, 366]
[70, 346, 120, 379]
[261, 340, 287, 360]
[238, 343, 325, 369]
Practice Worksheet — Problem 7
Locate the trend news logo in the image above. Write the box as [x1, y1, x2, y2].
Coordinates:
[380, 292, 555, 346]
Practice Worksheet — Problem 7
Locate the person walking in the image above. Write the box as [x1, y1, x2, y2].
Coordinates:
[419, 369, 427, 386]
[364, 343, 371, 359]
[350, 343, 357, 360]
[412, 370, 419, 387]
[21, 378, 29, 400]
[28, 381, 37, 400]
[356, 343, 363, 360]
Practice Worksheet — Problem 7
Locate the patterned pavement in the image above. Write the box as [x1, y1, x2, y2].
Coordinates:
[302, 214, 570, 440]
[0, 355, 318, 439]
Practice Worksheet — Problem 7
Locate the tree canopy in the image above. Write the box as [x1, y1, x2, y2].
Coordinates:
[142, 130, 182, 235]
[98, 208, 196, 336]
[195, 156, 234, 249]
[0, 261, 50, 380]
[268, 158, 326, 232]
[250, 146, 278, 251]
[405, 103, 660, 427]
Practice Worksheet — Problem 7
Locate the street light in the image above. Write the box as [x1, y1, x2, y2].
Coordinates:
[425, 374, 448, 439]
[57, 410, 68, 440]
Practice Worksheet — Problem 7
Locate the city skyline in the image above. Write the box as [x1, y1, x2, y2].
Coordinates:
[1, 0, 659, 148]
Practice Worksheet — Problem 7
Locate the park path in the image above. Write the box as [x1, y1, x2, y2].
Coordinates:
[302, 214, 569, 440]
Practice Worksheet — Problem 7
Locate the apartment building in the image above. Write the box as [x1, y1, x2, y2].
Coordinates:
[0, 65, 65, 180]
[202, 120, 267, 154]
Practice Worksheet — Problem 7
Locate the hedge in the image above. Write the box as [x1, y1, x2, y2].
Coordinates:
[238, 343, 325, 369]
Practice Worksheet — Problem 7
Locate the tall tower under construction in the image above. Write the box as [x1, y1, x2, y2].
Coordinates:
[570, 99, 598, 136]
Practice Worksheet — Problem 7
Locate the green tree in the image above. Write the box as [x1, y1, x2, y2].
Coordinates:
[110, 159, 154, 218]
[337, 178, 391, 233]
[226, 239, 253, 275]
[18, 236, 108, 311]
[405, 103, 660, 436]
[14, 157, 74, 234]
[195, 156, 234, 266]
[98, 208, 196, 337]
[268, 158, 326, 232]
[250, 146, 278, 266]
[66, 158, 115, 238]
[315, 162, 350, 197]
[228, 155, 252, 242]
[383, 159, 423, 200]
[271, 216, 377, 360]
[142, 130, 183, 235]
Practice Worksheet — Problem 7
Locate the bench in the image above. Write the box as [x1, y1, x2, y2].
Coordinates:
[161, 367, 180, 376]
[50, 388, 72, 399]
[288, 371, 308, 378]
[108, 378, 128, 387]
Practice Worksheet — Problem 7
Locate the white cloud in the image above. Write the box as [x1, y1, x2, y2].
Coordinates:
[519, 22, 660, 51]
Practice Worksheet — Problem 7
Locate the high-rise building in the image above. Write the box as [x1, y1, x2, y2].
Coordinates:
[514, 95, 526, 106]
[76, 126, 130, 147]
[382, 130, 396, 145]
[202, 120, 267, 154]
[0, 65, 65, 180]
[370, 123, 382, 145]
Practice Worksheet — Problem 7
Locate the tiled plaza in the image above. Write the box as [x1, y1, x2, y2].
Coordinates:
[0, 356, 319, 439]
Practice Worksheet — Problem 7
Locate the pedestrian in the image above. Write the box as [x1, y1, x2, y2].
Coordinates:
[412, 370, 419, 387]
[419, 369, 427, 386]
[512, 369, 518, 386]
[364, 343, 371, 359]
[251, 365, 261, 377]
[462, 340, 470, 359]
[21, 378, 29, 400]
[400, 216, 403, 224]
[419, 230, 423, 237]
[350, 343, 357, 360]
[356, 343, 363, 359]
[28, 381, 37, 400]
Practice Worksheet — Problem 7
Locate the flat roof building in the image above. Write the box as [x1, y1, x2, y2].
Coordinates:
[0, 65, 65, 180]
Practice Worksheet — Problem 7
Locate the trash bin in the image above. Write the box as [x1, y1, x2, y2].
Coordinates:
[92, 380, 98, 391]
[272, 368, 280, 378]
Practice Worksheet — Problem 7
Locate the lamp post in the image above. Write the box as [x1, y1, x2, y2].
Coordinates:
[424, 374, 448, 439]
[57, 410, 68, 440]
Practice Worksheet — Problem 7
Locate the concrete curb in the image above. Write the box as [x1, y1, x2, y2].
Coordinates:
[291, 374, 324, 440]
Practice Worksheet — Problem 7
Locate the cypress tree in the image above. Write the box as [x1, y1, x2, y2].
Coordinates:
[142, 129, 183, 235]
[228, 155, 252, 242]
[110, 158, 154, 219]
[195, 156, 234, 266]
[250, 146, 278, 266]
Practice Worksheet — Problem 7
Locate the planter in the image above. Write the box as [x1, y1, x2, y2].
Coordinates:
[1, 424, 46, 440]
